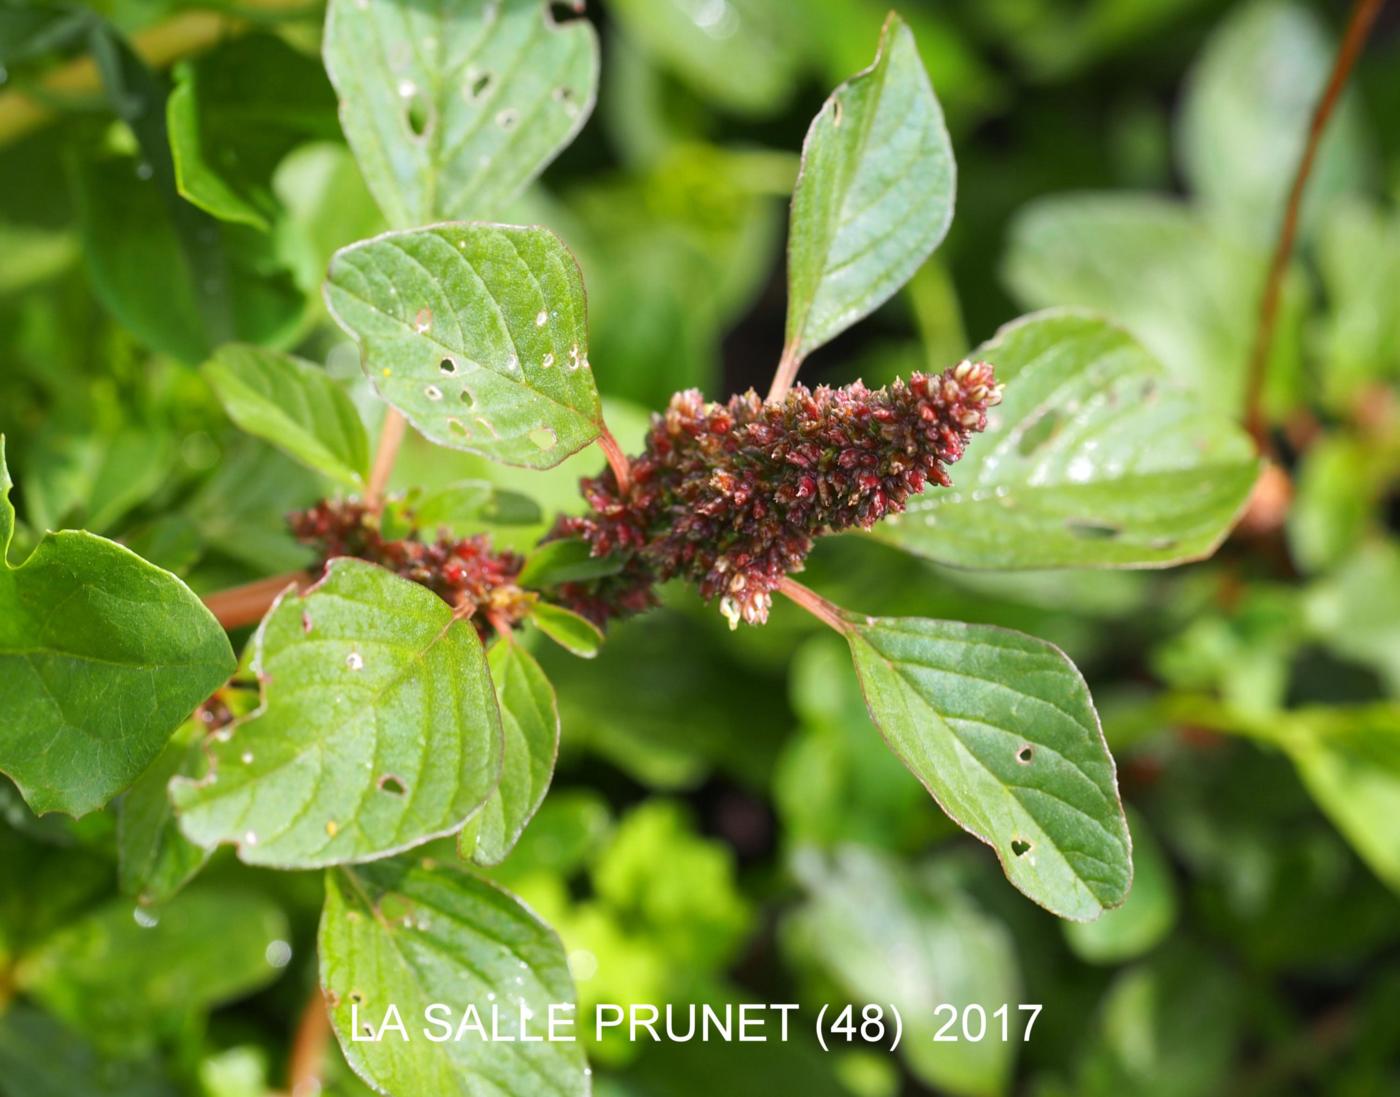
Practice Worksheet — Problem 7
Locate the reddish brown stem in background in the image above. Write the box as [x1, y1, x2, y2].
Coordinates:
[1242, 0, 1386, 452]
[766, 342, 803, 403]
[202, 572, 309, 629]
[283, 987, 332, 1097]
[366, 407, 408, 515]
[778, 577, 850, 634]
[597, 425, 632, 496]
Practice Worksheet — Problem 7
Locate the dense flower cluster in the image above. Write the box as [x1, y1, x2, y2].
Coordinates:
[289, 500, 533, 636]
[554, 361, 1002, 627]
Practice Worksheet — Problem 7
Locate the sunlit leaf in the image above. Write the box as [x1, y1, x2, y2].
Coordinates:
[846, 613, 1131, 920]
[321, 858, 589, 1096]
[530, 602, 603, 659]
[0, 438, 235, 817]
[874, 310, 1259, 569]
[324, 0, 598, 227]
[785, 13, 954, 365]
[1063, 807, 1177, 963]
[325, 223, 604, 468]
[171, 559, 503, 867]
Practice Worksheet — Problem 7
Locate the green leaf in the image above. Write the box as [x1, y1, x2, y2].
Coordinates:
[0, 437, 236, 817]
[168, 34, 339, 230]
[170, 559, 503, 867]
[325, 223, 604, 468]
[785, 13, 954, 364]
[874, 310, 1260, 569]
[529, 602, 603, 659]
[461, 640, 560, 866]
[1063, 807, 1177, 963]
[117, 718, 212, 907]
[1179, 0, 1370, 248]
[413, 479, 543, 530]
[1280, 705, 1400, 895]
[786, 846, 1020, 1097]
[203, 344, 370, 487]
[517, 538, 622, 587]
[607, 0, 803, 117]
[1304, 544, 1400, 695]
[324, 0, 599, 227]
[15, 885, 289, 1053]
[321, 858, 590, 1097]
[845, 613, 1131, 920]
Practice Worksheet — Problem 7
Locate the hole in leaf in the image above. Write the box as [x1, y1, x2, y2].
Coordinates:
[1066, 519, 1121, 540]
[439, 357, 457, 375]
[378, 774, 407, 796]
[547, 0, 587, 23]
[459, 388, 476, 407]
[446, 418, 471, 439]
[349, 990, 364, 1004]
[1148, 537, 1178, 550]
[467, 70, 494, 100]
[1011, 839, 1031, 857]
[495, 108, 519, 130]
[404, 89, 432, 138]
[1141, 379, 1158, 403]
[832, 98, 843, 127]
[1016, 745, 1033, 765]
[529, 427, 557, 451]
[1016, 408, 1063, 455]
[424, 385, 443, 401]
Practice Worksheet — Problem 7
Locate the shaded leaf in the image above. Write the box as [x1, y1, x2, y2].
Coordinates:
[325, 223, 603, 468]
[324, 0, 598, 227]
[785, 13, 954, 364]
[15, 885, 288, 1053]
[0, 437, 235, 817]
[875, 310, 1259, 569]
[0, 1006, 177, 1097]
[845, 613, 1131, 920]
[117, 719, 212, 907]
[461, 639, 560, 865]
[171, 559, 503, 867]
[518, 538, 622, 587]
[413, 479, 543, 530]
[321, 858, 589, 1096]
[203, 344, 370, 487]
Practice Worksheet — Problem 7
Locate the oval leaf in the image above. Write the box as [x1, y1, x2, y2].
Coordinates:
[325, 223, 603, 468]
[876, 309, 1260, 568]
[845, 613, 1131, 920]
[203, 344, 370, 487]
[462, 640, 560, 866]
[321, 858, 590, 1097]
[530, 603, 603, 659]
[171, 559, 504, 867]
[785, 12, 954, 365]
[0, 437, 236, 817]
[324, 0, 598, 227]
[1063, 807, 1177, 963]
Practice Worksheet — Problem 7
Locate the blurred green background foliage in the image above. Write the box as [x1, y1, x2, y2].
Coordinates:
[2, 0, 1399, 1094]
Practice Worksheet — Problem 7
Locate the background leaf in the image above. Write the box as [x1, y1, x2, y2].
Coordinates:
[171, 559, 503, 867]
[117, 718, 212, 907]
[463, 639, 560, 866]
[530, 602, 603, 659]
[846, 613, 1131, 920]
[1062, 807, 1177, 963]
[325, 223, 603, 468]
[785, 13, 954, 363]
[321, 858, 589, 1096]
[203, 344, 370, 487]
[324, 0, 598, 227]
[874, 310, 1260, 569]
[0, 438, 235, 817]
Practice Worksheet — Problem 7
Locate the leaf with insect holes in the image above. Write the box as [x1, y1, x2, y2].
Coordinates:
[321, 858, 589, 1097]
[325, 223, 604, 469]
[170, 559, 503, 868]
[461, 640, 560, 865]
[324, 0, 598, 228]
[784, 12, 954, 365]
[203, 344, 370, 487]
[874, 309, 1260, 569]
[0, 438, 235, 818]
[845, 613, 1131, 920]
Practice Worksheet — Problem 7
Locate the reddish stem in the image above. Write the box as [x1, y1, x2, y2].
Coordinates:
[765, 342, 803, 404]
[366, 407, 408, 516]
[1242, 0, 1386, 452]
[778, 577, 850, 634]
[284, 987, 332, 1097]
[202, 572, 309, 630]
[597, 425, 632, 496]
